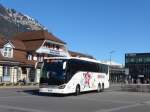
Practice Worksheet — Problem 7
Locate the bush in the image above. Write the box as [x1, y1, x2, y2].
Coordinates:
[0, 83, 5, 86]
[33, 83, 39, 86]
[13, 82, 22, 86]
[5, 83, 13, 86]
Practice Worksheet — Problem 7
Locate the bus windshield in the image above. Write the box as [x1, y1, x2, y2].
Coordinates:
[40, 59, 67, 85]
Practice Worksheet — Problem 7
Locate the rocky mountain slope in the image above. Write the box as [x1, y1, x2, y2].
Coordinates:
[0, 4, 46, 37]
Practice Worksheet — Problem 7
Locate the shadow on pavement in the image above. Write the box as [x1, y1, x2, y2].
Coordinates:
[22, 89, 74, 97]
[21, 89, 101, 97]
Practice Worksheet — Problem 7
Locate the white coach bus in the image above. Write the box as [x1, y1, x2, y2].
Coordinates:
[39, 57, 109, 95]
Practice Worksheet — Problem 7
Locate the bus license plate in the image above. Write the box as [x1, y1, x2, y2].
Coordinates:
[48, 89, 53, 92]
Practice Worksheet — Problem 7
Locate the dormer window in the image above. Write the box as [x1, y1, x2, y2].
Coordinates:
[3, 47, 13, 58]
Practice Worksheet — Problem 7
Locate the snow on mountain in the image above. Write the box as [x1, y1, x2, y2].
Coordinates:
[0, 4, 47, 37]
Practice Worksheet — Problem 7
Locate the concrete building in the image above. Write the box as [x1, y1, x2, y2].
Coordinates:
[125, 53, 150, 84]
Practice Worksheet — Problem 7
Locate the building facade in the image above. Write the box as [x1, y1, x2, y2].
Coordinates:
[0, 30, 95, 84]
[69, 51, 94, 59]
[0, 30, 69, 83]
[101, 61, 124, 83]
[125, 53, 150, 84]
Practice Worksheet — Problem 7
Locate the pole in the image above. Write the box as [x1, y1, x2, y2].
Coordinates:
[109, 50, 115, 83]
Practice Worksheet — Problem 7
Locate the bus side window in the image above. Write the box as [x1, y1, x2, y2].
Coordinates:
[66, 63, 71, 81]
[66, 60, 76, 81]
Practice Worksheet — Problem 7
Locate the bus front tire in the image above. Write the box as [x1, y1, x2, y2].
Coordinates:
[97, 83, 101, 93]
[75, 85, 80, 96]
[101, 83, 104, 92]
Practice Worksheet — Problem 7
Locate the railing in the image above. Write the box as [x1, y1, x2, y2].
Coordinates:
[121, 83, 150, 92]
[37, 47, 67, 57]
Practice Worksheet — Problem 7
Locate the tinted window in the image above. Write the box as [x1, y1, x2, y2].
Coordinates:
[40, 60, 67, 85]
[67, 59, 108, 75]
[100, 64, 108, 73]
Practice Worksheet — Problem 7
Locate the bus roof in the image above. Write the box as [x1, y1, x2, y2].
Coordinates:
[44, 57, 105, 65]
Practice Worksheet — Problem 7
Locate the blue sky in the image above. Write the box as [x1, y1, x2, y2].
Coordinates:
[1, 0, 150, 64]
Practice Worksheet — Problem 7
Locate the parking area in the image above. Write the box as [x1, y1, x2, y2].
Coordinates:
[0, 85, 150, 112]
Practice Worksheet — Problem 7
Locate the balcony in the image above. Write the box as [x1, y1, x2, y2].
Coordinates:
[36, 47, 68, 57]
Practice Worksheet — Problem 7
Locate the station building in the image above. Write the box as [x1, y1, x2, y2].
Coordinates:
[0, 30, 95, 84]
[101, 61, 124, 83]
[125, 53, 150, 84]
[69, 50, 94, 59]
[0, 30, 69, 83]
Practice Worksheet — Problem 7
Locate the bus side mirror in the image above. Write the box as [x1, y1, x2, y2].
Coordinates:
[63, 62, 67, 70]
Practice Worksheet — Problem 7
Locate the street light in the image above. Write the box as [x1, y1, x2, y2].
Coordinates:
[109, 50, 115, 66]
[109, 50, 115, 83]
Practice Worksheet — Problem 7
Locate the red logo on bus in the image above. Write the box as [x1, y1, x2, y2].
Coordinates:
[83, 72, 91, 88]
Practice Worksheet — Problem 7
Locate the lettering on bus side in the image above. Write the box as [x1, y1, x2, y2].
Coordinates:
[97, 74, 105, 79]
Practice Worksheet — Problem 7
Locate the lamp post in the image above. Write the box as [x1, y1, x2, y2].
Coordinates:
[109, 50, 115, 66]
[109, 50, 115, 83]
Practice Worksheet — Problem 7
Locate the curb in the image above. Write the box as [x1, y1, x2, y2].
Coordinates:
[122, 84, 150, 92]
[0, 85, 39, 89]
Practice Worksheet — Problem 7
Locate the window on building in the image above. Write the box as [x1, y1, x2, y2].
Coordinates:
[28, 54, 32, 60]
[3, 66, 11, 82]
[3, 66, 10, 76]
[56, 45, 60, 50]
[3, 47, 13, 58]
[33, 55, 37, 61]
[125, 58, 129, 63]
[144, 57, 150, 63]
[21, 67, 27, 74]
[38, 56, 43, 62]
[138, 58, 143, 62]
[130, 58, 135, 62]
[36, 54, 43, 62]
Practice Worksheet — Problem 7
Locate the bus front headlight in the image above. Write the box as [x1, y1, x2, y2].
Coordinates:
[58, 84, 66, 89]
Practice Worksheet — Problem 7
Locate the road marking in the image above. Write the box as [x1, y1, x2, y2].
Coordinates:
[0, 95, 38, 99]
[0, 104, 49, 112]
[95, 103, 143, 112]
[0, 105, 48, 112]
[68, 95, 135, 104]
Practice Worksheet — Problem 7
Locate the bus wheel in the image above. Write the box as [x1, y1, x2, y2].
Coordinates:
[97, 83, 101, 93]
[102, 83, 104, 92]
[75, 85, 80, 96]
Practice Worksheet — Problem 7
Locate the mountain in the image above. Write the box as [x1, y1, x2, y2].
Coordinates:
[0, 4, 46, 37]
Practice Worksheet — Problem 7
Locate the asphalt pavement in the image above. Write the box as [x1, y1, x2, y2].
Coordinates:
[0, 84, 149, 112]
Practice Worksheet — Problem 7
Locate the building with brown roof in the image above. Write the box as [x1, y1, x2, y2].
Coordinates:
[0, 30, 94, 84]
[12, 30, 69, 57]
[69, 50, 95, 59]
[0, 30, 70, 83]
[12, 30, 66, 44]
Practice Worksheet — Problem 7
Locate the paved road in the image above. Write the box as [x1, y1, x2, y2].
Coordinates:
[0, 85, 150, 112]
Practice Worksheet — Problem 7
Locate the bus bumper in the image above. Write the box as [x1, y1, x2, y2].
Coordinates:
[39, 88, 74, 94]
